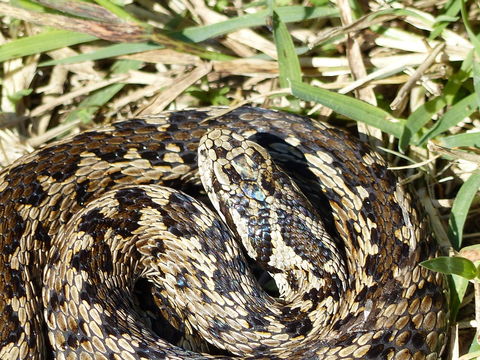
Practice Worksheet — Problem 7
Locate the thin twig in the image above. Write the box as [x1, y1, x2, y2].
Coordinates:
[390, 42, 446, 111]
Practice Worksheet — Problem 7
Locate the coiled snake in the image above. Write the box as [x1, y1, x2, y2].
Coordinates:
[0, 106, 447, 359]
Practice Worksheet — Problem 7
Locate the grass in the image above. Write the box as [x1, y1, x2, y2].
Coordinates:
[0, 0, 479, 358]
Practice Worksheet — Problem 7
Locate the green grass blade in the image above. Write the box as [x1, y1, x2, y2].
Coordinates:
[473, 60, 480, 108]
[150, 31, 235, 61]
[439, 133, 480, 148]
[291, 81, 404, 137]
[399, 50, 473, 150]
[448, 171, 480, 249]
[179, 6, 338, 43]
[418, 93, 479, 145]
[460, 0, 480, 108]
[449, 274, 469, 321]
[468, 332, 480, 355]
[32, 0, 120, 22]
[64, 60, 142, 124]
[274, 5, 337, 22]
[40, 43, 162, 66]
[460, 0, 480, 58]
[272, 10, 302, 88]
[11, 0, 45, 11]
[0, 29, 96, 62]
[421, 256, 477, 279]
[93, 0, 138, 22]
[430, 0, 461, 39]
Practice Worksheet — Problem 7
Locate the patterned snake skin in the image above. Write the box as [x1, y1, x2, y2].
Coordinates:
[0, 106, 447, 359]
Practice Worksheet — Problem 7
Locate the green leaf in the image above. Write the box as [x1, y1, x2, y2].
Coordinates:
[40, 43, 162, 66]
[64, 59, 142, 124]
[11, 0, 45, 11]
[421, 256, 477, 279]
[150, 31, 235, 61]
[418, 93, 479, 145]
[290, 81, 404, 137]
[448, 171, 480, 249]
[7, 88, 33, 104]
[448, 274, 469, 321]
[460, 0, 480, 59]
[473, 58, 480, 108]
[430, 0, 461, 39]
[400, 50, 473, 150]
[179, 6, 338, 43]
[0, 29, 96, 62]
[272, 10, 302, 88]
[460, 244, 480, 259]
[468, 331, 480, 355]
[93, 0, 138, 22]
[187, 86, 231, 106]
[439, 132, 480, 148]
[460, 0, 480, 108]
[434, 15, 460, 22]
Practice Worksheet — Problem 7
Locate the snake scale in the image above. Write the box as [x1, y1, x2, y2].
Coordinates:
[0, 106, 447, 359]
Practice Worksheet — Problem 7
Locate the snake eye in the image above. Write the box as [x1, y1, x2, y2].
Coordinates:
[240, 183, 266, 202]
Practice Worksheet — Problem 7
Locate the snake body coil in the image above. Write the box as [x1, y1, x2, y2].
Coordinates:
[0, 107, 447, 359]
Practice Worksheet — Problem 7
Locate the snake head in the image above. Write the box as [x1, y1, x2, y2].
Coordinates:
[198, 128, 348, 301]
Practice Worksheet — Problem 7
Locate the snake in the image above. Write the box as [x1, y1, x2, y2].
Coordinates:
[0, 106, 448, 359]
